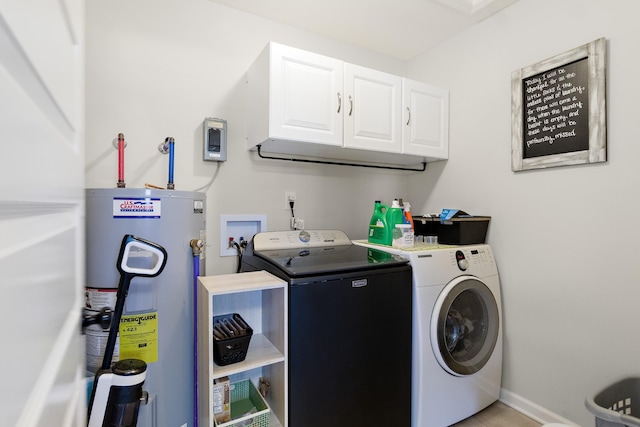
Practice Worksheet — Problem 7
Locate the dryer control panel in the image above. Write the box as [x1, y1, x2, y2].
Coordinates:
[455, 250, 469, 271]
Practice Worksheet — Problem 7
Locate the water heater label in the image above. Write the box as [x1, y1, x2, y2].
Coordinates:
[85, 287, 119, 373]
[113, 197, 161, 218]
[119, 312, 159, 363]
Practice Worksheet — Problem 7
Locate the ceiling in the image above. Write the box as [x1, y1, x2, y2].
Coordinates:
[208, 0, 518, 60]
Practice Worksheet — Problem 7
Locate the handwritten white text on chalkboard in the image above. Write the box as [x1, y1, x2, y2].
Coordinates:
[522, 57, 590, 159]
[525, 67, 585, 148]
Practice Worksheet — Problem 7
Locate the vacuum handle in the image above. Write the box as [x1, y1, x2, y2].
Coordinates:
[117, 235, 168, 277]
[102, 235, 167, 370]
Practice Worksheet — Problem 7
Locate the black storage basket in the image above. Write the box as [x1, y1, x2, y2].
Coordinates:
[413, 215, 490, 245]
[212, 313, 253, 366]
[586, 377, 640, 427]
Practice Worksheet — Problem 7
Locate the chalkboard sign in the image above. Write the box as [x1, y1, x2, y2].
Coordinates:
[523, 58, 589, 158]
[511, 38, 606, 171]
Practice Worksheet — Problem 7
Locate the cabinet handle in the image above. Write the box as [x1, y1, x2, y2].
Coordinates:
[349, 95, 353, 116]
[406, 107, 411, 125]
[337, 92, 342, 113]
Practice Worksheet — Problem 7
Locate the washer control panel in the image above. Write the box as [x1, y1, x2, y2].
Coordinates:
[252, 229, 352, 250]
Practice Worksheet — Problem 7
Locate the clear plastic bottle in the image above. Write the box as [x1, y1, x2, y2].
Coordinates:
[392, 223, 414, 248]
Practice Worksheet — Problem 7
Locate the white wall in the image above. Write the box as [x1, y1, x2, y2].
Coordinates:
[408, 0, 640, 425]
[85, 0, 413, 274]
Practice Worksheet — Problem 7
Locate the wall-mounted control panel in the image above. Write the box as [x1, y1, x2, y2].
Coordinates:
[203, 117, 227, 162]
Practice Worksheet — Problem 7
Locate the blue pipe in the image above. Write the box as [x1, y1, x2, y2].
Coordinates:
[168, 138, 175, 190]
[190, 239, 203, 427]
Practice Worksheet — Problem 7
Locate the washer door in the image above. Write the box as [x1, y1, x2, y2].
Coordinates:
[430, 275, 499, 376]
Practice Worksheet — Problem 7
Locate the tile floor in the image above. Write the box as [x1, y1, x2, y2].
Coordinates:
[451, 401, 542, 427]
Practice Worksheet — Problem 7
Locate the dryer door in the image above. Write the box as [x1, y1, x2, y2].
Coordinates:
[430, 275, 499, 376]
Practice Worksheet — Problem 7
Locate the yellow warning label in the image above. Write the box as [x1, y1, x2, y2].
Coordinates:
[119, 312, 158, 363]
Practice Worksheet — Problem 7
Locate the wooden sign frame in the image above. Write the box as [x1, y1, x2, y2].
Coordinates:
[511, 38, 607, 171]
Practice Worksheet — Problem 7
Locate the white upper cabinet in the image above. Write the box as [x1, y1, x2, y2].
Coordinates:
[268, 43, 344, 145]
[248, 42, 343, 149]
[343, 64, 402, 153]
[247, 42, 448, 166]
[402, 79, 449, 159]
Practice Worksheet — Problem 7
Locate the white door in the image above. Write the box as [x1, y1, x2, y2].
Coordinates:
[270, 43, 344, 145]
[0, 1, 85, 427]
[402, 78, 449, 159]
[343, 63, 402, 153]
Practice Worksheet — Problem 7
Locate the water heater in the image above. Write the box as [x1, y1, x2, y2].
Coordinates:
[85, 188, 206, 427]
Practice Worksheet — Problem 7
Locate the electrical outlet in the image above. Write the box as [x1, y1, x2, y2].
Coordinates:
[285, 191, 297, 209]
[290, 217, 305, 230]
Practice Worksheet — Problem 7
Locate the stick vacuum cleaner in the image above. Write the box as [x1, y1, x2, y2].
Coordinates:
[87, 235, 168, 427]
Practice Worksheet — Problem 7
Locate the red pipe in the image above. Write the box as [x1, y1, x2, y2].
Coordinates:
[117, 133, 125, 188]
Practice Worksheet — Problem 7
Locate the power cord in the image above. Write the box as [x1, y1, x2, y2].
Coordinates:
[289, 199, 296, 230]
[230, 237, 248, 273]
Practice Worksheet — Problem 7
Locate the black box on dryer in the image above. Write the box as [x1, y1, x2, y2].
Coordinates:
[413, 215, 490, 245]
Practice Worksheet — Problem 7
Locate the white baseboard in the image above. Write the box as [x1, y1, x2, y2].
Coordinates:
[499, 388, 578, 426]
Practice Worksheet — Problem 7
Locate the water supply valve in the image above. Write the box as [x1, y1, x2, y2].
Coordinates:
[190, 239, 204, 256]
[158, 137, 176, 189]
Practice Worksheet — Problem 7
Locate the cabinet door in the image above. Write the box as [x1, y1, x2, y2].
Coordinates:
[270, 43, 344, 145]
[344, 63, 402, 153]
[402, 79, 449, 159]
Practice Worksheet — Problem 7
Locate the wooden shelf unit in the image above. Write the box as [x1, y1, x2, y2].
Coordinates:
[198, 271, 287, 427]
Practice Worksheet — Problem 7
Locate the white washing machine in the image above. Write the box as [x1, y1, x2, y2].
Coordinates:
[354, 241, 502, 427]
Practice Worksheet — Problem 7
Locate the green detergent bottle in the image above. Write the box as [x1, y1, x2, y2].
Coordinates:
[368, 200, 390, 245]
[384, 199, 405, 245]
